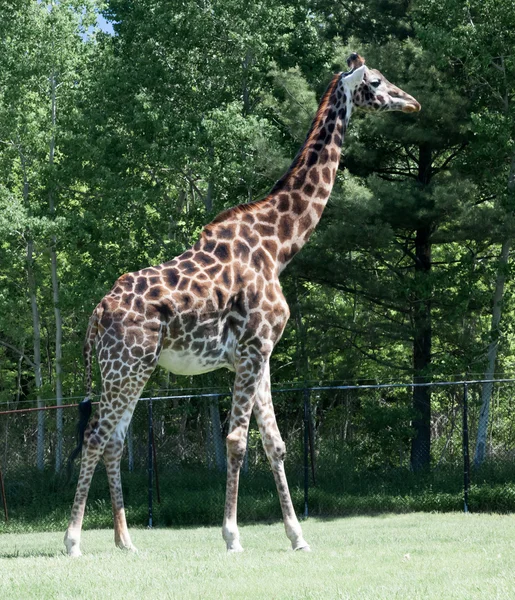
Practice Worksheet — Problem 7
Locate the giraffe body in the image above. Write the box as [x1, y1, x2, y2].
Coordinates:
[65, 54, 420, 557]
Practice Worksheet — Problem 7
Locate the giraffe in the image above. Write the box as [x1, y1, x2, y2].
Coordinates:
[64, 53, 420, 557]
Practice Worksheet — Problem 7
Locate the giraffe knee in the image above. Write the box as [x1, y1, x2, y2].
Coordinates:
[226, 430, 247, 462]
[269, 439, 286, 462]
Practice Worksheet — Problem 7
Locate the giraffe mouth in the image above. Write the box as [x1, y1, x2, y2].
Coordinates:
[402, 101, 421, 113]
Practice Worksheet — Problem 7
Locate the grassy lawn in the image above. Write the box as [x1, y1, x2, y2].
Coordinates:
[1, 513, 515, 599]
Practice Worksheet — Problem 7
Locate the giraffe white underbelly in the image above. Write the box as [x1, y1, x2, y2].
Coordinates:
[157, 347, 234, 376]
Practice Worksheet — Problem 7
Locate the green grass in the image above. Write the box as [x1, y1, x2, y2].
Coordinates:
[1, 514, 515, 599]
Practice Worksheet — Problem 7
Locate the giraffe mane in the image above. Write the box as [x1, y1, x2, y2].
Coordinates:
[204, 196, 270, 229]
[202, 71, 342, 233]
[268, 71, 341, 194]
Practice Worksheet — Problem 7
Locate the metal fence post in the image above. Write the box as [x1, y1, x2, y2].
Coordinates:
[462, 383, 470, 513]
[148, 398, 154, 528]
[303, 387, 310, 518]
[0, 465, 7, 522]
[152, 413, 161, 505]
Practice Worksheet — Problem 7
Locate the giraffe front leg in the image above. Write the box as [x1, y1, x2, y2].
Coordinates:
[223, 427, 247, 552]
[222, 355, 260, 552]
[253, 363, 310, 551]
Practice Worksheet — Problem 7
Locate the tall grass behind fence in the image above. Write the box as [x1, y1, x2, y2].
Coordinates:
[1, 380, 515, 527]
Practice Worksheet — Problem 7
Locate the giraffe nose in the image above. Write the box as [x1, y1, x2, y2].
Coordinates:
[403, 100, 421, 113]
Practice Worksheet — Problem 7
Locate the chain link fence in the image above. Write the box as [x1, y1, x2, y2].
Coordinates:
[1, 379, 515, 525]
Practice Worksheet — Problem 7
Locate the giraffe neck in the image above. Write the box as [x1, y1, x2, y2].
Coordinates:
[202, 72, 353, 278]
[266, 72, 352, 272]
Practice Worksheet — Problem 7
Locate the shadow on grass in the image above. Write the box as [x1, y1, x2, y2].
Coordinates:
[0, 549, 66, 559]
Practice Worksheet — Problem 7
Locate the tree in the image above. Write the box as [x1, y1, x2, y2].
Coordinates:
[286, 33, 479, 468]
[271, 1, 515, 469]
[414, 0, 515, 466]
[0, 0, 96, 470]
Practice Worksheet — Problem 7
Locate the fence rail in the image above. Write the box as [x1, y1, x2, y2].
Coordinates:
[1, 379, 515, 525]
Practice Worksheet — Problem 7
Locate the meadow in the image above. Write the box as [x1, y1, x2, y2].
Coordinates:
[1, 513, 515, 600]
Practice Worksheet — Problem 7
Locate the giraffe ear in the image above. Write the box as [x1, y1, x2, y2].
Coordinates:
[344, 65, 365, 89]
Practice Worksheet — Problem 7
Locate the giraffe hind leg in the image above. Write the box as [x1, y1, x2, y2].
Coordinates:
[64, 408, 114, 557]
[64, 367, 155, 556]
[103, 400, 139, 552]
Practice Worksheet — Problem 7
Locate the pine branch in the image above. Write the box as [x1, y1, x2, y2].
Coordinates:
[300, 274, 410, 314]
[337, 333, 411, 371]
[328, 322, 412, 343]
[431, 143, 468, 176]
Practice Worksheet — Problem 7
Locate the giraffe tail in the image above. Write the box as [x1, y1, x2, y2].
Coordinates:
[66, 311, 99, 478]
[66, 397, 93, 480]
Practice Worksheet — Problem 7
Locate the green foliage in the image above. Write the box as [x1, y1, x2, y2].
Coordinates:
[0, 0, 515, 480]
[4, 458, 515, 533]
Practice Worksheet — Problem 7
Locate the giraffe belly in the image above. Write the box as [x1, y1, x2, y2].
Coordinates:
[157, 348, 233, 376]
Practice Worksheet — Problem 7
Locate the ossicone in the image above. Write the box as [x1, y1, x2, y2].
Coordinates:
[346, 53, 366, 70]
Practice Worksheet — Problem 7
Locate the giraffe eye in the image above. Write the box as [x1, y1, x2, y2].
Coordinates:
[371, 80, 381, 88]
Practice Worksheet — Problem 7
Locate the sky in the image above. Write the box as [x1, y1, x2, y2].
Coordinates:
[37, 1, 115, 36]
[97, 13, 114, 35]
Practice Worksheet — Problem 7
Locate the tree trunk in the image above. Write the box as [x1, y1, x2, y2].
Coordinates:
[19, 147, 45, 471]
[51, 245, 63, 472]
[242, 49, 254, 203]
[27, 239, 45, 471]
[49, 70, 64, 473]
[473, 239, 510, 467]
[410, 143, 433, 471]
[474, 150, 515, 466]
[410, 225, 432, 470]
[206, 146, 214, 213]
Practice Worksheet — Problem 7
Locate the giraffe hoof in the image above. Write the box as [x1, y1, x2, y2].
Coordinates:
[117, 542, 139, 554]
[293, 543, 311, 552]
[64, 531, 82, 557]
[226, 541, 244, 553]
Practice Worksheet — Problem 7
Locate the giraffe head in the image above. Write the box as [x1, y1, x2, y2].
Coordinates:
[344, 52, 421, 114]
